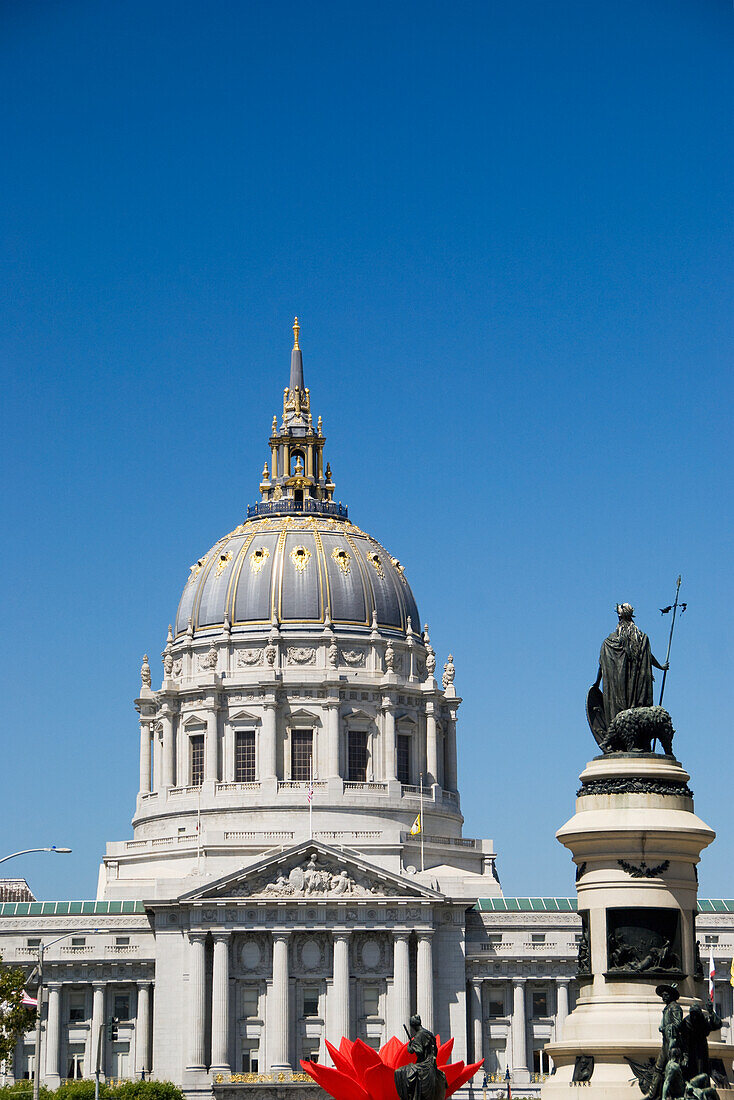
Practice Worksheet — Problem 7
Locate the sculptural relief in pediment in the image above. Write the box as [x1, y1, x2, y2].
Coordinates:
[226, 851, 401, 899]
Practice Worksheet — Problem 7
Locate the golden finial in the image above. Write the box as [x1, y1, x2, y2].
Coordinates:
[292, 316, 300, 350]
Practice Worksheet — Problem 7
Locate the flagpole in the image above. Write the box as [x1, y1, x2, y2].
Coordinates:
[309, 756, 313, 840]
[420, 772, 424, 873]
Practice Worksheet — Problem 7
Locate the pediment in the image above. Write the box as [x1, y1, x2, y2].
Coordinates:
[183, 713, 206, 728]
[178, 841, 443, 903]
[342, 707, 374, 721]
[229, 709, 262, 724]
[286, 707, 322, 725]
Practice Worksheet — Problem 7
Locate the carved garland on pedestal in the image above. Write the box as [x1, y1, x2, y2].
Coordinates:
[578, 777, 693, 797]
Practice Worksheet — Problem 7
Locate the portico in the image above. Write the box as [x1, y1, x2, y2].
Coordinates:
[155, 841, 445, 1080]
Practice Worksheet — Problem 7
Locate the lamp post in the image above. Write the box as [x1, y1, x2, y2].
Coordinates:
[31, 928, 101, 1100]
[0, 848, 72, 866]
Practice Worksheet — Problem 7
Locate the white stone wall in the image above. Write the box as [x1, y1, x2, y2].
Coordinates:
[1, 904, 732, 1096]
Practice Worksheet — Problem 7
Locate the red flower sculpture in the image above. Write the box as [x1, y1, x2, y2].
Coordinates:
[300, 1035, 483, 1100]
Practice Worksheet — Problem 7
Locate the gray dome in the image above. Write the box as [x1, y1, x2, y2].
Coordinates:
[175, 513, 419, 637]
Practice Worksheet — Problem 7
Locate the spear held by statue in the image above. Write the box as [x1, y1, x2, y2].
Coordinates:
[658, 574, 686, 707]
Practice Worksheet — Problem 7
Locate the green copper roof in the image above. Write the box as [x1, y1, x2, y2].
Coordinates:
[0, 898, 731, 918]
[0, 900, 145, 917]
[475, 898, 577, 911]
[474, 898, 734, 913]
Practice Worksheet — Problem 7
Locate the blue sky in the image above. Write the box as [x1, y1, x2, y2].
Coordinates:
[1, 0, 732, 901]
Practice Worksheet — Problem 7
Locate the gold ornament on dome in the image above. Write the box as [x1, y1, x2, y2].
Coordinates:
[368, 552, 385, 578]
[187, 555, 208, 583]
[215, 551, 233, 577]
[249, 547, 270, 575]
[331, 547, 351, 575]
[290, 545, 311, 572]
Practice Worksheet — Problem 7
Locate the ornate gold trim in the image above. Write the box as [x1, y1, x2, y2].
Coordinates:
[214, 551, 233, 577]
[331, 546, 351, 575]
[249, 547, 271, 575]
[367, 552, 385, 578]
[290, 545, 311, 572]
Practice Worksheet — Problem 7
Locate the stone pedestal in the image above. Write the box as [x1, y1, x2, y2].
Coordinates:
[542, 752, 734, 1100]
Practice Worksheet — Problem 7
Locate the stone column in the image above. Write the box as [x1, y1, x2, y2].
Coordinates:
[555, 979, 569, 1040]
[261, 702, 277, 781]
[88, 982, 105, 1077]
[211, 934, 230, 1072]
[187, 933, 207, 1070]
[383, 700, 397, 782]
[45, 983, 61, 1084]
[416, 932, 434, 1031]
[470, 979, 484, 1067]
[325, 702, 340, 779]
[511, 978, 528, 1080]
[445, 712, 458, 791]
[205, 706, 219, 783]
[425, 702, 438, 786]
[161, 712, 174, 788]
[330, 933, 350, 1052]
[269, 934, 290, 1071]
[135, 982, 151, 1077]
[139, 721, 152, 795]
[391, 933, 411, 1035]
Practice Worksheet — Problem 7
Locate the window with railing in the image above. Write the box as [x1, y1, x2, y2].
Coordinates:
[348, 730, 368, 782]
[68, 993, 86, 1023]
[242, 986, 259, 1019]
[303, 985, 320, 1017]
[363, 985, 380, 1017]
[190, 735, 204, 786]
[397, 735, 411, 785]
[291, 730, 313, 781]
[235, 730, 256, 782]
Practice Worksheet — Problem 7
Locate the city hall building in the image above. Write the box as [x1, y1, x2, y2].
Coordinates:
[2, 323, 732, 1098]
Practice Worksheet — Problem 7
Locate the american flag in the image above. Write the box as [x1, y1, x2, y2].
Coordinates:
[307, 779, 314, 804]
[709, 949, 716, 1003]
[21, 991, 37, 1009]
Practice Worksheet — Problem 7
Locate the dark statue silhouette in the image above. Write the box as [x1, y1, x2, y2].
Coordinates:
[587, 603, 673, 754]
[394, 1016, 447, 1100]
[626, 985, 725, 1099]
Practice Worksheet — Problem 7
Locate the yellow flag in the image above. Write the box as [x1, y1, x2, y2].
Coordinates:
[410, 815, 421, 835]
[730, 957, 734, 988]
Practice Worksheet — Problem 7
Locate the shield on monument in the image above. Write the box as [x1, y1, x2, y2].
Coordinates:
[586, 683, 607, 749]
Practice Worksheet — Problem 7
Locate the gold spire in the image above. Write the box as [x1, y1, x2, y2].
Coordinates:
[292, 316, 300, 350]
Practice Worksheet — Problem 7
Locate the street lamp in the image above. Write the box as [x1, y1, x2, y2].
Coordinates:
[31, 928, 102, 1100]
[0, 848, 72, 866]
